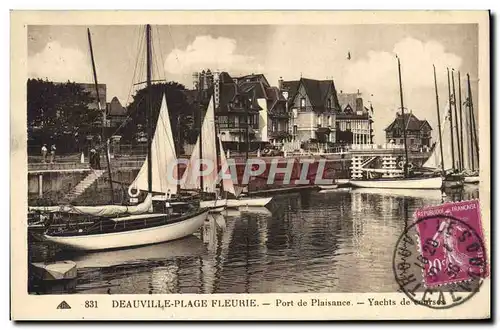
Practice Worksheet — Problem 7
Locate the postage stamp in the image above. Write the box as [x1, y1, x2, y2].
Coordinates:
[10, 10, 491, 321]
[414, 200, 488, 287]
[393, 200, 488, 310]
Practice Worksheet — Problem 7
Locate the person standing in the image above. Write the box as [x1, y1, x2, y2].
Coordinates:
[41, 144, 48, 163]
[95, 147, 101, 170]
[89, 147, 96, 169]
[49, 144, 56, 163]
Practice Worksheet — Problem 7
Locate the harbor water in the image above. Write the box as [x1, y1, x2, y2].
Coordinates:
[28, 185, 479, 294]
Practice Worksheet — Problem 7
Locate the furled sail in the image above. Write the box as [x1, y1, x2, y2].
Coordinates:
[28, 194, 153, 216]
[129, 94, 178, 196]
[423, 100, 454, 171]
[181, 98, 218, 193]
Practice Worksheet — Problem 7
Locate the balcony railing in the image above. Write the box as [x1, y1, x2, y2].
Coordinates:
[218, 123, 259, 130]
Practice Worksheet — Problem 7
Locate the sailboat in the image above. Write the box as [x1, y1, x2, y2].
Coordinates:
[420, 66, 463, 189]
[349, 57, 443, 190]
[29, 25, 208, 251]
[462, 73, 479, 184]
[181, 96, 272, 209]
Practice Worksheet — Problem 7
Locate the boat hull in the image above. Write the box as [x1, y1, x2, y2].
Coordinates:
[336, 179, 351, 186]
[350, 176, 443, 189]
[200, 197, 272, 208]
[200, 199, 228, 209]
[464, 175, 480, 184]
[209, 206, 226, 213]
[30, 260, 77, 281]
[42, 211, 209, 251]
[318, 184, 338, 190]
[226, 197, 273, 208]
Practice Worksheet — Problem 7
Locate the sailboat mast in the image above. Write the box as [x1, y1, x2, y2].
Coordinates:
[198, 85, 204, 193]
[466, 74, 475, 171]
[451, 69, 462, 171]
[458, 71, 465, 170]
[87, 28, 114, 203]
[433, 65, 445, 174]
[176, 114, 181, 194]
[467, 73, 479, 169]
[146, 24, 153, 193]
[447, 68, 456, 170]
[397, 56, 409, 178]
[213, 91, 223, 196]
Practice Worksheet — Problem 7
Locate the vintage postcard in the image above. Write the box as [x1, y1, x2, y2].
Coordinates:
[10, 10, 490, 320]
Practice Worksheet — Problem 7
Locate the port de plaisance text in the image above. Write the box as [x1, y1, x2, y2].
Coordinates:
[110, 298, 356, 309]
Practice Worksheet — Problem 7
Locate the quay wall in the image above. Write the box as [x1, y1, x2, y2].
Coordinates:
[28, 152, 429, 205]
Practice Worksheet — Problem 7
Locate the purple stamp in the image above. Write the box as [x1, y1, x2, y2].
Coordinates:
[393, 200, 489, 309]
[414, 200, 489, 287]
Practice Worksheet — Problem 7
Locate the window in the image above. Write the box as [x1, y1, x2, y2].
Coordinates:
[410, 138, 414, 145]
[346, 122, 351, 131]
[399, 139, 403, 144]
[300, 98, 306, 109]
[293, 125, 298, 135]
[327, 116, 331, 126]
[272, 120, 277, 132]
[327, 98, 332, 109]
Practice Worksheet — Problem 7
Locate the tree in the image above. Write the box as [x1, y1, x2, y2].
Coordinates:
[121, 82, 196, 153]
[27, 79, 101, 153]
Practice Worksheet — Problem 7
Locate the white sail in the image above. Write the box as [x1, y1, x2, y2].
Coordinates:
[129, 94, 178, 196]
[423, 100, 454, 171]
[218, 137, 236, 196]
[29, 194, 153, 216]
[181, 98, 218, 193]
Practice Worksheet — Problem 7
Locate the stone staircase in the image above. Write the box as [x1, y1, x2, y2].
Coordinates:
[61, 170, 106, 204]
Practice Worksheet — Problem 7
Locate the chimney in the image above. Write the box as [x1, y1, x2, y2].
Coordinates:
[278, 76, 284, 90]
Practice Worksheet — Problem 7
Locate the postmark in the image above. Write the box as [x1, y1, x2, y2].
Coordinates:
[392, 200, 488, 309]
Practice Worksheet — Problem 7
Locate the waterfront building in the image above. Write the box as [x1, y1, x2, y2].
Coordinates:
[385, 110, 433, 151]
[190, 70, 290, 150]
[236, 74, 290, 146]
[336, 91, 374, 146]
[279, 77, 340, 144]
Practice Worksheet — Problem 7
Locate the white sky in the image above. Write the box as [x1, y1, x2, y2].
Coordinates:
[28, 24, 478, 144]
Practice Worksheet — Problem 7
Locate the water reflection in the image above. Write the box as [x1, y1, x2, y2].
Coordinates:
[28, 185, 479, 294]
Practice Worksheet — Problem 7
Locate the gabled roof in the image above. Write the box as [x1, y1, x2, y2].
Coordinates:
[282, 78, 339, 112]
[281, 80, 300, 99]
[238, 81, 268, 99]
[107, 96, 127, 116]
[218, 71, 234, 84]
[235, 73, 270, 87]
[218, 83, 238, 112]
[338, 92, 361, 112]
[385, 112, 433, 131]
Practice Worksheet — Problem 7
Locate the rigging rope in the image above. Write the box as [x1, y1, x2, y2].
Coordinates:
[166, 25, 181, 66]
[92, 25, 146, 150]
